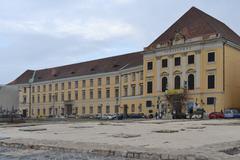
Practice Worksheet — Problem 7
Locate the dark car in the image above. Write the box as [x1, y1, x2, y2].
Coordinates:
[208, 112, 224, 119]
[224, 109, 240, 118]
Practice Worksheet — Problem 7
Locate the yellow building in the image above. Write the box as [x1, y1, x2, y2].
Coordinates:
[10, 7, 240, 118]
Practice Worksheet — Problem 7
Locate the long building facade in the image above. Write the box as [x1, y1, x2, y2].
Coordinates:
[10, 7, 240, 118]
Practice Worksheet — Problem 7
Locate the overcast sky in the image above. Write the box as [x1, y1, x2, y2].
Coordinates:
[1, 0, 239, 84]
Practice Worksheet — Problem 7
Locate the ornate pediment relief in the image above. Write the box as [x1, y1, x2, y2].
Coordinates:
[186, 68, 196, 74]
[160, 71, 169, 77]
[172, 30, 185, 45]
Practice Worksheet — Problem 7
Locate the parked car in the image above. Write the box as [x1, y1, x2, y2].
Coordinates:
[224, 109, 240, 118]
[208, 112, 224, 119]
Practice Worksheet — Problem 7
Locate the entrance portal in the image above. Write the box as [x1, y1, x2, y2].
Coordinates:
[123, 105, 128, 119]
[65, 104, 73, 116]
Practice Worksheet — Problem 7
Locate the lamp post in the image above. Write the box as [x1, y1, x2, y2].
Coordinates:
[157, 96, 161, 119]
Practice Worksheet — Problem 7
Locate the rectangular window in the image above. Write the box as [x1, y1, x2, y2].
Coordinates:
[75, 81, 78, 88]
[106, 77, 110, 85]
[32, 86, 35, 93]
[106, 88, 110, 98]
[24, 87, 27, 93]
[98, 78, 102, 86]
[68, 82, 71, 89]
[82, 90, 86, 100]
[61, 92, 64, 101]
[208, 75, 215, 89]
[115, 76, 119, 84]
[61, 83, 64, 90]
[90, 106, 93, 114]
[175, 57, 181, 66]
[188, 55, 194, 64]
[207, 97, 215, 105]
[147, 81, 153, 94]
[140, 71, 143, 80]
[82, 106, 86, 114]
[131, 85, 136, 96]
[162, 59, 168, 68]
[132, 73, 136, 81]
[37, 94, 40, 103]
[49, 84, 52, 91]
[82, 80, 86, 88]
[37, 86, 40, 92]
[124, 75, 128, 83]
[49, 94, 52, 102]
[68, 91, 71, 100]
[98, 106, 102, 114]
[146, 101, 152, 107]
[208, 52, 215, 62]
[115, 88, 119, 98]
[90, 79, 94, 87]
[75, 91, 78, 100]
[43, 94, 46, 103]
[147, 62, 153, 70]
[23, 96, 27, 104]
[55, 84, 58, 91]
[124, 86, 128, 97]
[43, 85, 46, 92]
[55, 93, 58, 102]
[106, 105, 110, 114]
[140, 84, 143, 95]
[138, 104, 142, 112]
[98, 89, 102, 99]
[90, 89, 93, 99]
[131, 104, 135, 112]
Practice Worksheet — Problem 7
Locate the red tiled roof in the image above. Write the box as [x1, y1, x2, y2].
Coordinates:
[146, 7, 240, 50]
[9, 51, 143, 84]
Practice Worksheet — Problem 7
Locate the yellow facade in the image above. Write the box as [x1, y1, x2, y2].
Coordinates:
[16, 7, 240, 118]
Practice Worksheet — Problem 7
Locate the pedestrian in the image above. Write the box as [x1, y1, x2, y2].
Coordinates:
[155, 112, 158, 119]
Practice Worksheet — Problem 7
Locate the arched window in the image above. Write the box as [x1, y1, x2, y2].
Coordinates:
[162, 77, 168, 92]
[188, 74, 194, 90]
[174, 76, 181, 89]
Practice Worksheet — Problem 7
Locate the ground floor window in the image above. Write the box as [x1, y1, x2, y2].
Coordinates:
[146, 101, 152, 107]
[90, 106, 93, 114]
[138, 104, 142, 112]
[207, 97, 215, 105]
[131, 104, 135, 112]
[106, 105, 110, 114]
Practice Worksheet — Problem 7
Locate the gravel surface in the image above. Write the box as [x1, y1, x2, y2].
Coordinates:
[0, 146, 127, 160]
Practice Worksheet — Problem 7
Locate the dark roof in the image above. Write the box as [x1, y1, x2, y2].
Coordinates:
[9, 51, 143, 85]
[146, 7, 240, 50]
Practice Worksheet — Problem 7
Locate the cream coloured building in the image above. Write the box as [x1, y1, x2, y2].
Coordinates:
[10, 7, 240, 118]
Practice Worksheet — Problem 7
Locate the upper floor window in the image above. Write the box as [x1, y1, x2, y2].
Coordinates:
[162, 59, 168, 68]
[132, 73, 136, 81]
[124, 75, 128, 83]
[37, 86, 40, 92]
[175, 57, 181, 66]
[106, 88, 110, 98]
[82, 90, 86, 100]
[131, 85, 136, 96]
[147, 62, 153, 70]
[90, 79, 94, 87]
[75, 91, 78, 100]
[174, 76, 181, 89]
[55, 83, 58, 91]
[115, 88, 119, 98]
[68, 82, 71, 89]
[90, 89, 94, 99]
[188, 74, 194, 90]
[24, 87, 27, 93]
[43, 85, 46, 92]
[188, 55, 194, 64]
[61, 83, 64, 90]
[139, 84, 143, 95]
[106, 77, 110, 85]
[162, 77, 168, 92]
[82, 80, 86, 88]
[147, 81, 153, 94]
[124, 86, 128, 96]
[208, 75, 215, 89]
[98, 78, 102, 86]
[68, 91, 71, 100]
[49, 84, 52, 91]
[115, 76, 119, 84]
[208, 52, 215, 62]
[98, 89, 102, 99]
[75, 81, 78, 89]
[140, 71, 143, 80]
[32, 86, 35, 93]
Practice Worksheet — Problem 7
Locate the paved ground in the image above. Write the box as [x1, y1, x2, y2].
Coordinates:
[0, 119, 240, 159]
